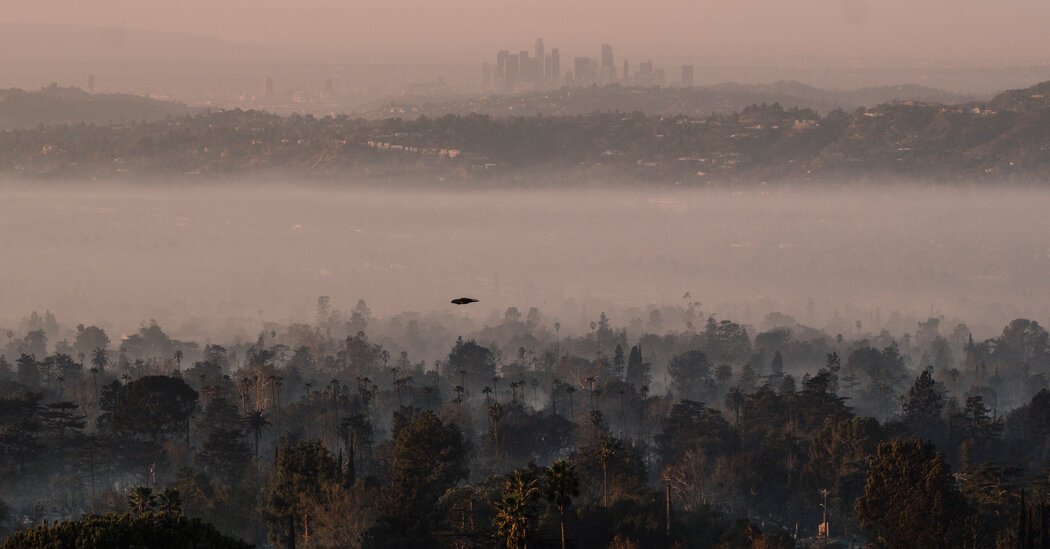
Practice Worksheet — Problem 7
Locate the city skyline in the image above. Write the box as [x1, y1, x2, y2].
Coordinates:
[487, 39, 694, 91]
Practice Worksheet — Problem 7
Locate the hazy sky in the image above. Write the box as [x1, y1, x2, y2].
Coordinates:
[4, 0, 1050, 63]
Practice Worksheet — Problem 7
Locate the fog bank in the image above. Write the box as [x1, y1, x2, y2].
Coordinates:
[0, 183, 1047, 340]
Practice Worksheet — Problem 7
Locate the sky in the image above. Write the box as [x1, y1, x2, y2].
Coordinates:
[3, 0, 1050, 64]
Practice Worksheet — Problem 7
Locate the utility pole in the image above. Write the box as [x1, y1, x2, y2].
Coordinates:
[665, 479, 672, 537]
[819, 488, 831, 546]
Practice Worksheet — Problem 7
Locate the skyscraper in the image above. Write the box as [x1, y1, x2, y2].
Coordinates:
[506, 54, 520, 90]
[574, 57, 596, 85]
[496, 50, 510, 83]
[519, 50, 531, 82]
[600, 44, 616, 83]
[86, 74, 96, 94]
[550, 48, 561, 84]
[535, 39, 545, 85]
[623, 60, 630, 85]
[681, 65, 695, 87]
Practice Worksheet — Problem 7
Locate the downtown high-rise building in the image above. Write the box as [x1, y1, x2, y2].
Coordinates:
[549, 48, 560, 84]
[505, 53, 520, 88]
[535, 39, 545, 85]
[681, 65, 695, 87]
[491, 39, 562, 91]
[600, 43, 616, 83]
[574, 57, 597, 84]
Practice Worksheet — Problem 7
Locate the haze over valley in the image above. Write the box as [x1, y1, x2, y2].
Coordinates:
[6, 4, 1050, 549]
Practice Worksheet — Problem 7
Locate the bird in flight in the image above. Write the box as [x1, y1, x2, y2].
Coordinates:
[451, 297, 479, 305]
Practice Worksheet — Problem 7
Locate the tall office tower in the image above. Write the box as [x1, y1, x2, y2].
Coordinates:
[482, 63, 492, 89]
[550, 48, 560, 85]
[86, 74, 96, 93]
[506, 54, 520, 89]
[622, 60, 630, 85]
[574, 57, 596, 85]
[519, 50, 531, 81]
[600, 43, 616, 83]
[496, 50, 510, 82]
[263, 77, 274, 97]
[534, 39, 545, 84]
[681, 65, 695, 87]
[639, 60, 653, 76]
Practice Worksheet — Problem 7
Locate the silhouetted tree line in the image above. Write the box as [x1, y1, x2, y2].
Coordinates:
[4, 302, 1050, 547]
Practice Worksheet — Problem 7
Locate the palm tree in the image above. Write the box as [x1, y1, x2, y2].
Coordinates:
[597, 437, 614, 507]
[156, 488, 182, 516]
[90, 348, 110, 374]
[489, 402, 504, 472]
[544, 460, 580, 549]
[494, 469, 541, 549]
[725, 387, 744, 429]
[243, 410, 272, 458]
[128, 485, 155, 514]
[565, 386, 576, 421]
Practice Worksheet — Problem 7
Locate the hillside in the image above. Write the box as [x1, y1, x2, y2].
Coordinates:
[0, 85, 198, 130]
[4, 80, 1050, 183]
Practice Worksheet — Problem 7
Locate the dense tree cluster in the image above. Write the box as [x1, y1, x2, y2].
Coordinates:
[3, 301, 1050, 547]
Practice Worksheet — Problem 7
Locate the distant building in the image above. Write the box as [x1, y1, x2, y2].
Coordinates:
[549, 48, 560, 85]
[534, 39, 545, 85]
[505, 54, 520, 89]
[519, 50, 530, 81]
[600, 44, 616, 83]
[623, 60, 630, 85]
[496, 50, 510, 79]
[681, 65, 694, 87]
[86, 74, 96, 94]
[263, 77, 274, 97]
[574, 57, 597, 85]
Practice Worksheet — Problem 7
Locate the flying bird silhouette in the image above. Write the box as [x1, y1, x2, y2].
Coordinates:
[451, 297, 479, 305]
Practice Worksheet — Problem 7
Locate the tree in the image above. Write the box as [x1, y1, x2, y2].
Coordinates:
[494, 468, 541, 549]
[657, 400, 737, 468]
[243, 410, 273, 458]
[91, 347, 111, 374]
[0, 512, 252, 549]
[997, 319, 1050, 372]
[856, 438, 970, 548]
[110, 375, 198, 446]
[156, 488, 183, 516]
[16, 354, 40, 388]
[266, 439, 344, 549]
[668, 350, 713, 401]
[902, 370, 945, 441]
[544, 459, 580, 549]
[369, 408, 468, 547]
[128, 486, 157, 514]
[444, 337, 497, 395]
[74, 325, 110, 358]
[625, 345, 649, 389]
